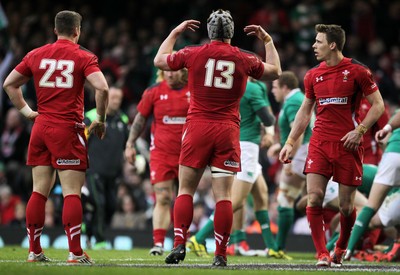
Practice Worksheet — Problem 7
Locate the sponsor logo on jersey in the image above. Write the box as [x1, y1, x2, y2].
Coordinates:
[315, 76, 323, 82]
[56, 159, 80, 165]
[319, 97, 348, 105]
[160, 94, 168, 100]
[162, 116, 186, 124]
[224, 160, 239, 168]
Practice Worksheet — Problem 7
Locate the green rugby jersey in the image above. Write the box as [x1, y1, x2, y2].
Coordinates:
[239, 80, 270, 144]
[384, 110, 400, 153]
[278, 89, 312, 146]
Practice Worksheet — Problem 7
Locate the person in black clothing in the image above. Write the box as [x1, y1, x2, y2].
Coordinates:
[83, 86, 129, 249]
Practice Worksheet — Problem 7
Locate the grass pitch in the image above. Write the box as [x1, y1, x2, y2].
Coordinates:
[0, 246, 398, 275]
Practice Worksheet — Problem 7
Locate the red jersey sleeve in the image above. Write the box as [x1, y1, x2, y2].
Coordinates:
[244, 52, 264, 80]
[15, 51, 34, 77]
[83, 55, 101, 77]
[137, 87, 155, 117]
[357, 66, 379, 96]
[167, 47, 193, 70]
[304, 71, 315, 99]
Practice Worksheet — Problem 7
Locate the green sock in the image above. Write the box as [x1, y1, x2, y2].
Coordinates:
[237, 230, 246, 243]
[229, 230, 242, 244]
[195, 212, 215, 244]
[276, 206, 294, 250]
[255, 210, 278, 250]
[347, 206, 375, 252]
[326, 231, 339, 251]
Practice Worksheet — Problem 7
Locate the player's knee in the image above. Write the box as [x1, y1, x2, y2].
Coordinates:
[339, 203, 354, 216]
[277, 190, 294, 208]
[278, 182, 302, 208]
[307, 192, 324, 207]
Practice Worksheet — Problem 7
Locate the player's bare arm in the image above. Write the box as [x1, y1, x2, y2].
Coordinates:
[86, 71, 109, 139]
[125, 113, 147, 165]
[3, 69, 39, 121]
[341, 91, 384, 151]
[244, 25, 282, 81]
[154, 20, 200, 71]
[279, 97, 315, 163]
[376, 107, 400, 141]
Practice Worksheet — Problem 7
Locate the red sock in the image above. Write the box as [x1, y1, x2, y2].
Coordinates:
[306, 206, 328, 256]
[153, 229, 167, 247]
[336, 208, 356, 249]
[214, 200, 232, 258]
[362, 228, 382, 250]
[26, 192, 47, 254]
[63, 194, 83, 255]
[173, 194, 193, 247]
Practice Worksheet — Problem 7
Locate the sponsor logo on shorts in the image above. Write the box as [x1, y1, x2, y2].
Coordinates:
[319, 97, 348, 105]
[162, 116, 186, 124]
[56, 159, 81, 165]
[355, 176, 362, 181]
[224, 160, 239, 168]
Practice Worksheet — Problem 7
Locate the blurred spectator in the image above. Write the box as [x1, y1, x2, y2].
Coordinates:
[10, 201, 26, 227]
[0, 107, 30, 187]
[110, 193, 147, 230]
[44, 197, 57, 228]
[0, 183, 21, 225]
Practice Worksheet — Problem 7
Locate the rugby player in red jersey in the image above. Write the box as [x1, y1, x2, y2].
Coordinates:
[125, 68, 190, 256]
[3, 10, 109, 264]
[153, 9, 282, 266]
[279, 24, 384, 267]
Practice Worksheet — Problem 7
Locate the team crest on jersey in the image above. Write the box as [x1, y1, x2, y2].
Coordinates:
[319, 97, 348, 105]
[307, 158, 313, 169]
[342, 70, 350, 82]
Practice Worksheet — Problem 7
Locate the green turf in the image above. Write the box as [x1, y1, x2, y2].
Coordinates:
[0, 246, 398, 275]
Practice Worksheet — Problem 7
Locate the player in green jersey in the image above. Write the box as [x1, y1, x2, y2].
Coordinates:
[269, 71, 313, 254]
[345, 110, 400, 262]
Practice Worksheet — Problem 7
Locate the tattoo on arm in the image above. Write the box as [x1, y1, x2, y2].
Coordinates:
[128, 114, 146, 142]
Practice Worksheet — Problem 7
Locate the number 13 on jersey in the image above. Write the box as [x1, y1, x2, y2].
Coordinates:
[204, 58, 235, 89]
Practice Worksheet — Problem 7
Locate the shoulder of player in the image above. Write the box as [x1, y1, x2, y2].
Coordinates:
[77, 45, 97, 58]
[143, 82, 163, 94]
[236, 47, 259, 58]
[348, 58, 372, 74]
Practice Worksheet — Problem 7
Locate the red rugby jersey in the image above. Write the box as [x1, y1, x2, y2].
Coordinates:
[167, 41, 264, 126]
[137, 80, 190, 155]
[304, 57, 379, 141]
[15, 39, 100, 125]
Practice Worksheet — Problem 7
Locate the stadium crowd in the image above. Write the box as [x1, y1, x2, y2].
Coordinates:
[0, 0, 400, 259]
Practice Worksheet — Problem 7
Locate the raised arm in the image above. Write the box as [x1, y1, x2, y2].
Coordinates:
[154, 20, 200, 71]
[244, 25, 282, 81]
